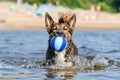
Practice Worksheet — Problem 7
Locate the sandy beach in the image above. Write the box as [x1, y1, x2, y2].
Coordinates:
[0, 2, 120, 30]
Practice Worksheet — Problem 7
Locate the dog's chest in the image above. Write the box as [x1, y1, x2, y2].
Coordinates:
[55, 50, 66, 64]
[55, 50, 72, 67]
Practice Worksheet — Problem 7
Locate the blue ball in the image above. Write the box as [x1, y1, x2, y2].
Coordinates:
[50, 36, 67, 52]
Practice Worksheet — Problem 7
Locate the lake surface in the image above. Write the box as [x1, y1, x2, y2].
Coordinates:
[0, 30, 120, 80]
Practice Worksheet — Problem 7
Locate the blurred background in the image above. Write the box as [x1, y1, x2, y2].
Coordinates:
[0, 0, 120, 30]
[0, 1, 120, 80]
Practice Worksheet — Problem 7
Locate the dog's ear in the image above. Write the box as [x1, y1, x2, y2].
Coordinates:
[68, 13, 76, 33]
[45, 12, 54, 33]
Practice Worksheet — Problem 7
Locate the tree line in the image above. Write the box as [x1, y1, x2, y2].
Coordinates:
[0, 0, 120, 12]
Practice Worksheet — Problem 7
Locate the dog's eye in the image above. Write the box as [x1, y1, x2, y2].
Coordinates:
[63, 26, 68, 30]
[53, 26, 57, 30]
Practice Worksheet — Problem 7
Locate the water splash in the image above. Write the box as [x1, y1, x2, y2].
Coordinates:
[44, 54, 112, 71]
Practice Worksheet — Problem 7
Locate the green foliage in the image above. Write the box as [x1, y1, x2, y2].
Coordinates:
[1, 0, 119, 13]
[60, 0, 91, 9]
[77, 0, 91, 9]
[98, 2, 114, 13]
[60, 0, 78, 9]
[59, 0, 116, 13]
[0, 0, 10, 2]
[35, 0, 40, 6]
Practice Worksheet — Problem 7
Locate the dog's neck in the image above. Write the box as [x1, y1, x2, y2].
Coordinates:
[55, 50, 72, 67]
[55, 50, 66, 64]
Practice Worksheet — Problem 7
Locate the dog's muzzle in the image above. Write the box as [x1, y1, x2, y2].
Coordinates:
[55, 30, 65, 37]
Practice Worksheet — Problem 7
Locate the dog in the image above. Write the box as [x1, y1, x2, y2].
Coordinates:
[45, 12, 78, 67]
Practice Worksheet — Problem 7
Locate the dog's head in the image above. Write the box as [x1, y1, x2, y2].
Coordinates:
[45, 12, 76, 43]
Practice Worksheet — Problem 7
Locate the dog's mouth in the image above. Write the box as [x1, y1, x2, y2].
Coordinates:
[55, 33, 65, 37]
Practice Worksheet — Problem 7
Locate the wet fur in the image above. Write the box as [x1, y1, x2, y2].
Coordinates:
[45, 12, 78, 66]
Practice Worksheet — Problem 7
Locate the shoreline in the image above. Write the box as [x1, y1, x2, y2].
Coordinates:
[0, 20, 120, 30]
[0, 2, 120, 31]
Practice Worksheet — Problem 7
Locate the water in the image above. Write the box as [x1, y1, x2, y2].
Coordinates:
[0, 30, 120, 80]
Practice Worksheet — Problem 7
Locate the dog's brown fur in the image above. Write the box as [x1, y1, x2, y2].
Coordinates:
[45, 12, 78, 65]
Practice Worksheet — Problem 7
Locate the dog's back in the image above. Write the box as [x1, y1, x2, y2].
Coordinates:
[45, 12, 78, 67]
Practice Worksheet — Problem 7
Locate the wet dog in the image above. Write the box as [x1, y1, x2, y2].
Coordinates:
[45, 12, 78, 67]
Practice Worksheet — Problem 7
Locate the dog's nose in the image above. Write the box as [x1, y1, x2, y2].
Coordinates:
[55, 30, 64, 36]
